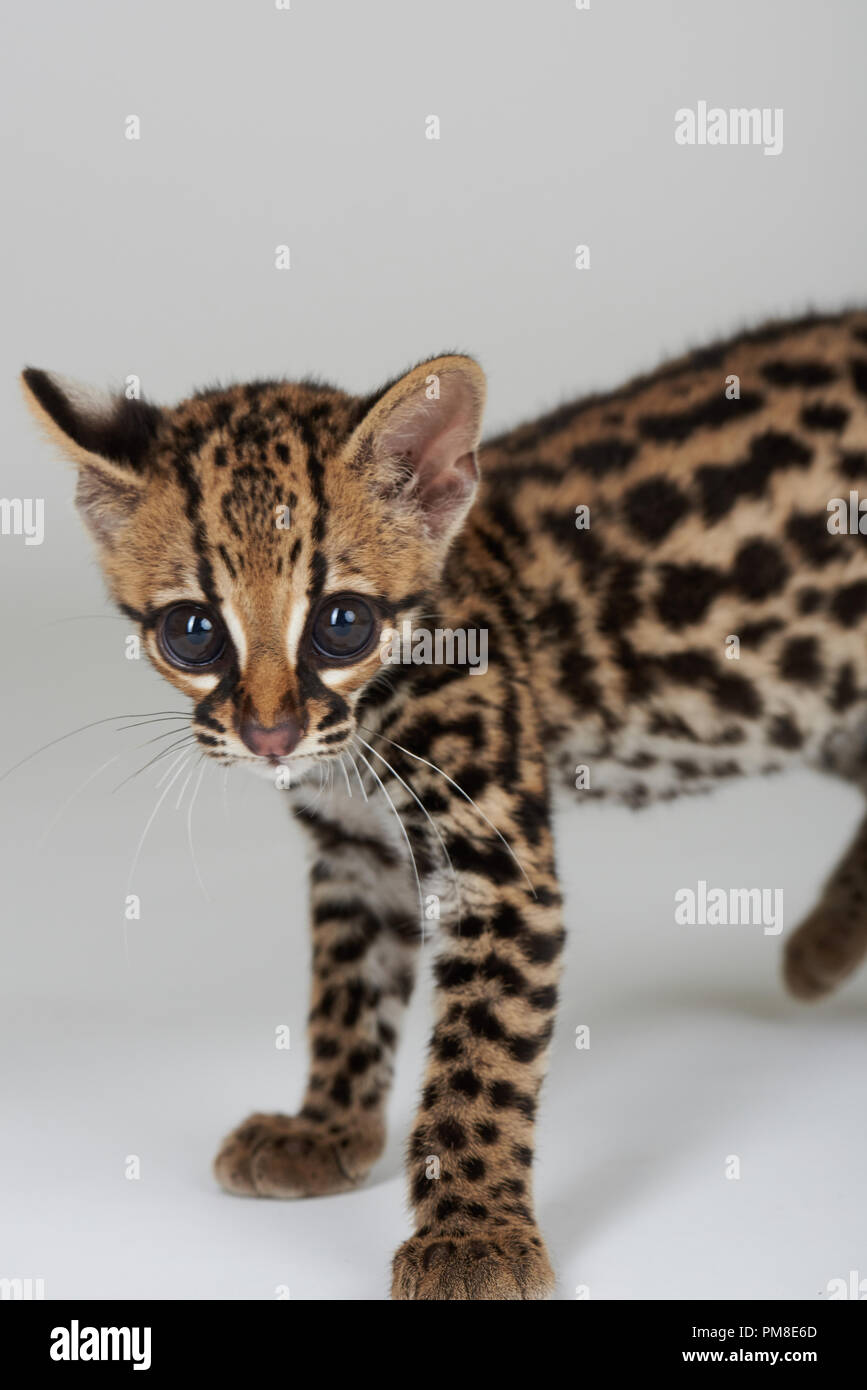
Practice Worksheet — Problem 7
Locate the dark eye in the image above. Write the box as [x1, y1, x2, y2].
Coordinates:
[159, 603, 227, 668]
[311, 594, 376, 661]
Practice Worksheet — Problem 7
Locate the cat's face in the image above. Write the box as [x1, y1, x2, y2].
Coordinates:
[22, 357, 485, 783]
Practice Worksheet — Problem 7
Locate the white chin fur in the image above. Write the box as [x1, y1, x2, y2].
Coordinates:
[243, 753, 322, 786]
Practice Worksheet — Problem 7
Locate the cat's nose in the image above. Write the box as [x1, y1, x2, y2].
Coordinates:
[239, 717, 303, 759]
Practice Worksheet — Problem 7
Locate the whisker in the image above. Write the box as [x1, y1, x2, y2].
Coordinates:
[36, 724, 191, 847]
[338, 752, 353, 798]
[355, 734, 462, 930]
[175, 760, 197, 810]
[358, 725, 536, 896]
[185, 756, 210, 901]
[353, 743, 426, 938]
[345, 748, 369, 802]
[115, 714, 190, 733]
[126, 752, 192, 892]
[40, 613, 128, 628]
[136, 724, 192, 748]
[298, 761, 327, 815]
[38, 752, 123, 849]
[113, 735, 199, 792]
[0, 711, 191, 785]
[156, 746, 197, 791]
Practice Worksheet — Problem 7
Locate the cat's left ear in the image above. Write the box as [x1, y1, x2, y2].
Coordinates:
[20, 368, 163, 547]
[350, 354, 486, 546]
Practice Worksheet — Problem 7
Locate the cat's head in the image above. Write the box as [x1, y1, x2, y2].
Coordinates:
[21, 356, 486, 781]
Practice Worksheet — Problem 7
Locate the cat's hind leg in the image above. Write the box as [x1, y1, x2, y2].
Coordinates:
[784, 811, 867, 1000]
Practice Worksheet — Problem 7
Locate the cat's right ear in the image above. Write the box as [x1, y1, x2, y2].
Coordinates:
[20, 369, 164, 549]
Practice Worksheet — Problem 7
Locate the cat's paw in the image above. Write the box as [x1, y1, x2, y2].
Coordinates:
[213, 1112, 384, 1198]
[391, 1224, 555, 1300]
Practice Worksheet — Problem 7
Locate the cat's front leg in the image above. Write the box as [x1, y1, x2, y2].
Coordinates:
[214, 792, 420, 1199]
[389, 753, 563, 1300]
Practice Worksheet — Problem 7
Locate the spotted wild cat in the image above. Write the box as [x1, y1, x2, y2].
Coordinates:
[21, 309, 867, 1298]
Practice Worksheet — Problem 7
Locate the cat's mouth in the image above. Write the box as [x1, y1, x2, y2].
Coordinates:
[219, 741, 352, 785]
[190, 720, 353, 782]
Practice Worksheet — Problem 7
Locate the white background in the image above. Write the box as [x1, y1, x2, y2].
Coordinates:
[1, 0, 866, 1299]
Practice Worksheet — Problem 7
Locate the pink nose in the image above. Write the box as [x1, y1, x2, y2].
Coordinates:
[239, 717, 303, 758]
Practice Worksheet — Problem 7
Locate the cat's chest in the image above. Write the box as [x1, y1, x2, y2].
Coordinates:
[298, 774, 401, 846]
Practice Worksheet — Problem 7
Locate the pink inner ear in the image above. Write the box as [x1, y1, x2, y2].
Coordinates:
[413, 441, 478, 537]
[380, 376, 481, 537]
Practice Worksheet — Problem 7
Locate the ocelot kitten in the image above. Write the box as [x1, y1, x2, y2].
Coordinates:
[21, 308, 867, 1299]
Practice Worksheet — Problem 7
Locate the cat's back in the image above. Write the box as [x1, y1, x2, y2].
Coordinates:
[473, 309, 867, 583]
[453, 311, 867, 767]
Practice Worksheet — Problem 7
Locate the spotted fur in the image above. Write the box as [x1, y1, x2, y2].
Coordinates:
[21, 309, 867, 1299]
